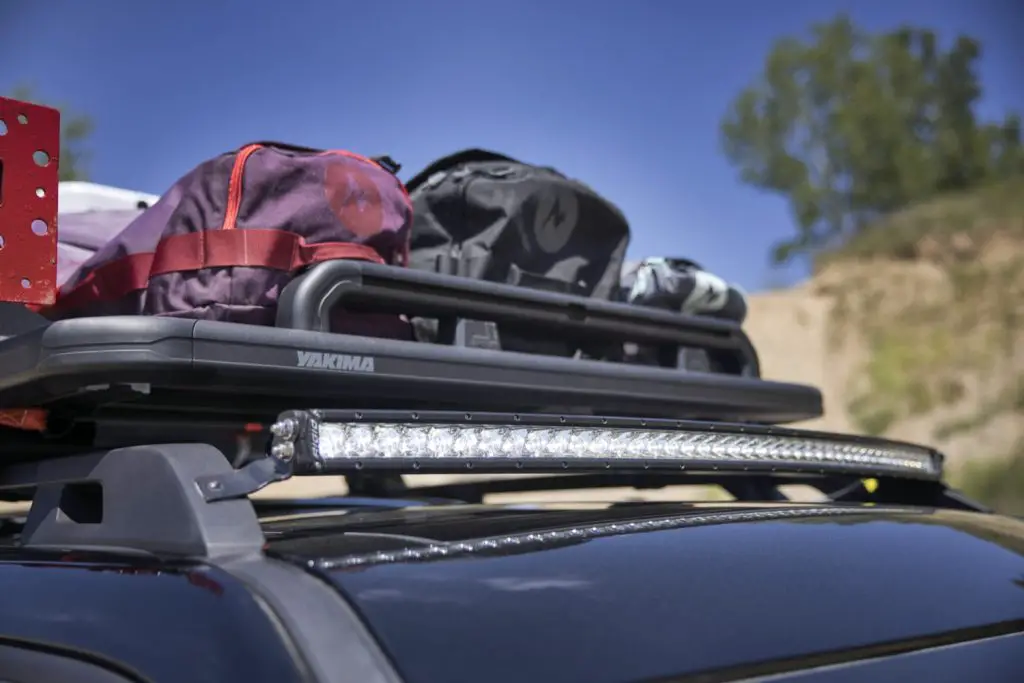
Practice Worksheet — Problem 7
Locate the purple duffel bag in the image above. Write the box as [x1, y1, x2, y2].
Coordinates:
[43, 142, 414, 338]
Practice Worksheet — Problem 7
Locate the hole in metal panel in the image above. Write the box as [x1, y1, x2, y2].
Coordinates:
[31, 219, 47, 236]
[32, 150, 49, 167]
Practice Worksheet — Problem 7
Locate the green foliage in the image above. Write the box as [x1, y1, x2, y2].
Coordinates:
[820, 176, 1024, 265]
[721, 15, 1024, 264]
[839, 249, 1022, 434]
[846, 324, 964, 435]
[8, 84, 94, 182]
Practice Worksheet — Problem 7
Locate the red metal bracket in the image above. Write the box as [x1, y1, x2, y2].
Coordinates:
[0, 96, 59, 305]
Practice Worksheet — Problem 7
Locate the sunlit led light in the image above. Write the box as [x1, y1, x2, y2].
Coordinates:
[313, 423, 939, 477]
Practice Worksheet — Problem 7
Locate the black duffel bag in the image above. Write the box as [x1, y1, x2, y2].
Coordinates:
[405, 149, 631, 356]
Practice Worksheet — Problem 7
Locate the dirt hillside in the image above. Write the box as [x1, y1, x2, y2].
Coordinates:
[747, 262, 1023, 476]
[749, 178, 1024, 511]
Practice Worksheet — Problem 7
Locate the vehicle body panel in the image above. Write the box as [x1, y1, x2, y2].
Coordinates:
[262, 502, 1024, 683]
[1, 501, 1022, 683]
[719, 631, 1024, 683]
[0, 550, 306, 683]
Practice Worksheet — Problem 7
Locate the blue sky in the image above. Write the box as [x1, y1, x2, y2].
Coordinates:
[2, 0, 1021, 291]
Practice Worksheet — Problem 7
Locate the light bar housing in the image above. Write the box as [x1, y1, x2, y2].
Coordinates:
[270, 410, 944, 481]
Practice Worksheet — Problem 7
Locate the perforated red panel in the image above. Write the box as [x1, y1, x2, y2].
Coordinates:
[0, 96, 59, 305]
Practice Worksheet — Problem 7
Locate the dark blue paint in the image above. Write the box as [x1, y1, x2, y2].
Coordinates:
[311, 506, 1024, 683]
[3, 502, 1023, 683]
[0, 551, 304, 683]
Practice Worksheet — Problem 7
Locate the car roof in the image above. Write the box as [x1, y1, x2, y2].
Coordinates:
[261, 501, 1024, 683]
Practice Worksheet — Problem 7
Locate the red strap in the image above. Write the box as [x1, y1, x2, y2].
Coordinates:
[48, 228, 384, 316]
[149, 228, 384, 274]
[0, 408, 47, 431]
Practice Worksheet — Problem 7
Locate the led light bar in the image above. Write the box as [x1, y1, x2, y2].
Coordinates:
[270, 411, 943, 481]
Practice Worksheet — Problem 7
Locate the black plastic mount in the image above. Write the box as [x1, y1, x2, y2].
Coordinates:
[0, 443, 282, 558]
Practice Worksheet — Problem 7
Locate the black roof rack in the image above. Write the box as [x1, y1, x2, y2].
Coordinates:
[0, 261, 822, 446]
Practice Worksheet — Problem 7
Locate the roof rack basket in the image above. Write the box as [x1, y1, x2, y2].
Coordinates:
[0, 260, 825, 454]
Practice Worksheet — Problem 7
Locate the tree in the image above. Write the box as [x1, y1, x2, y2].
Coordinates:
[720, 15, 1024, 264]
[8, 85, 94, 182]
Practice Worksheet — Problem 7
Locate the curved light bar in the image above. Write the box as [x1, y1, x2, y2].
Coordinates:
[294, 421, 941, 480]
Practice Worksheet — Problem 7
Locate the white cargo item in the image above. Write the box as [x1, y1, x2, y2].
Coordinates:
[58, 181, 160, 214]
